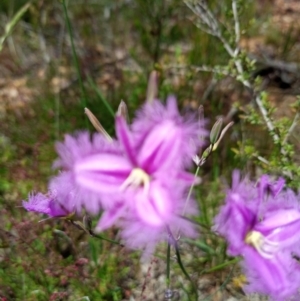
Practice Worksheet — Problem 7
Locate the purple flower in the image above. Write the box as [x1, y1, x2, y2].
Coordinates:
[49, 97, 204, 252]
[55, 97, 202, 228]
[213, 171, 300, 301]
[23, 191, 71, 218]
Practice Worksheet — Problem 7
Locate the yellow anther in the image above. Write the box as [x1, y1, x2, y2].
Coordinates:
[245, 230, 278, 259]
[245, 230, 263, 247]
[120, 168, 151, 194]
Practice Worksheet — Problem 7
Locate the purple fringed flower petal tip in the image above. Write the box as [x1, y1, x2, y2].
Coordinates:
[118, 206, 198, 258]
[54, 131, 120, 170]
[257, 175, 285, 198]
[213, 171, 300, 300]
[23, 191, 70, 218]
[49, 171, 104, 216]
[132, 96, 207, 163]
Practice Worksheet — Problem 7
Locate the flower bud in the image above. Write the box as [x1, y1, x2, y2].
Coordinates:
[84, 108, 112, 141]
[146, 70, 158, 103]
[117, 100, 129, 123]
[210, 118, 223, 145]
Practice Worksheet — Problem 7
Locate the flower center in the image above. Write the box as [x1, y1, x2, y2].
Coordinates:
[245, 230, 279, 259]
[120, 168, 151, 193]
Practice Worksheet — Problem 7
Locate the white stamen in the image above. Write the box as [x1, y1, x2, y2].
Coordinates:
[120, 168, 151, 194]
[245, 230, 279, 259]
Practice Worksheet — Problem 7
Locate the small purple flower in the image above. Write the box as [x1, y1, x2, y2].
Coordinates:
[23, 191, 71, 218]
[213, 171, 300, 301]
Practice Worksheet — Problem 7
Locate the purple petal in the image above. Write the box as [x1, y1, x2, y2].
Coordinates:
[255, 209, 300, 248]
[96, 202, 125, 231]
[137, 120, 182, 174]
[257, 209, 300, 232]
[270, 177, 285, 197]
[74, 153, 132, 193]
[132, 97, 206, 169]
[23, 192, 68, 217]
[243, 247, 299, 300]
[115, 116, 137, 165]
[176, 171, 201, 185]
[48, 199, 70, 217]
[50, 172, 103, 215]
[54, 131, 117, 170]
[214, 192, 256, 256]
[133, 181, 173, 226]
[258, 175, 285, 200]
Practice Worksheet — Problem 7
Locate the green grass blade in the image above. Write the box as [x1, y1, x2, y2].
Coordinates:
[0, 2, 31, 52]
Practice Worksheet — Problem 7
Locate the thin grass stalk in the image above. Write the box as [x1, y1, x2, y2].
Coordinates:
[201, 257, 240, 274]
[167, 227, 198, 299]
[166, 242, 171, 288]
[61, 0, 88, 127]
[182, 166, 200, 218]
[0, 2, 31, 52]
[177, 166, 200, 238]
[175, 245, 198, 299]
[90, 233, 124, 247]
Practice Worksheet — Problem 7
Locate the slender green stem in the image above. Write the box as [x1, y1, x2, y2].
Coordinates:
[175, 245, 198, 299]
[199, 185, 209, 226]
[182, 166, 200, 217]
[90, 233, 124, 246]
[61, 0, 88, 126]
[70, 220, 123, 246]
[167, 227, 198, 299]
[166, 242, 171, 288]
[177, 166, 200, 237]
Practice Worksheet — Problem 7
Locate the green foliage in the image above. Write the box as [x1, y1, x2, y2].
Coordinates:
[0, 0, 29, 14]
[131, 0, 184, 63]
[0, 135, 14, 195]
